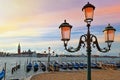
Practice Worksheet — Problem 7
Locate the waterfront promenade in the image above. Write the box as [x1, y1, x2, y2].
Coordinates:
[30, 70, 120, 80]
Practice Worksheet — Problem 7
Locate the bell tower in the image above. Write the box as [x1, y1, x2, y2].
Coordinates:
[18, 43, 21, 54]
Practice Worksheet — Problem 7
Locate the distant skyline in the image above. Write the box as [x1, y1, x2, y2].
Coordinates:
[0, 0, 119, 56]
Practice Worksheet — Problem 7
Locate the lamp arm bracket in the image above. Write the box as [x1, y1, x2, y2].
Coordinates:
[91, 34, 110, 53]
[64, 35, 86, 52]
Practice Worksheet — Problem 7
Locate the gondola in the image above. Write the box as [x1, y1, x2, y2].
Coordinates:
[91, 63, 99, 69]
[79, 62, 85, 69]
[67, 62, 73, 70]
[0, 69, 5, 80]
[26, 62, 32, 72]
[61, 62, 67, 70]
[40, 62, 46, 72]
[34, 63, 39, 72]
[116, 63, 120, 68]
[53, 61, 60, 71]
[72, 62, 79, 70]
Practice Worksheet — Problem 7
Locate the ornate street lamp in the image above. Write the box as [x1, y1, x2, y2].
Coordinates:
[59, 2, 116, 80]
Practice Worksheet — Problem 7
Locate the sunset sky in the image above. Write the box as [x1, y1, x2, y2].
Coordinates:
[0, 0, 120, 56]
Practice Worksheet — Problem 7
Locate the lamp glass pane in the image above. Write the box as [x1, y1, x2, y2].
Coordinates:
[61, 27, 71, 40]
[104, 30, 115, 42]
[104, 31, 107, 42]
[108, 30, 115, 41]
[84, 7, 94, 21]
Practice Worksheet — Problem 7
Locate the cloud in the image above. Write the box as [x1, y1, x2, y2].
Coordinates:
[93, 4, 120, 25]
[0, 0, 119, 56]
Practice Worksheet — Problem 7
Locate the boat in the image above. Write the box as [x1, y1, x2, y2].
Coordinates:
[53, 61, 60, 71]
[91, 63, 97, 68]
[116, 63, 120, 68]
[84, 62, 87, 68]
[34, 62, 39, 72]
[72, 62, 79, 70]
[61, 62, 67, 70]
[0, 69, 5, 80]
[26, 62, 32, 72]
[53, 61, 60, 68]
[67, 62, 73, 70]
[79, 62, 85, 69]
[91, 62, 100, 69]
[40, 62, 46, 72]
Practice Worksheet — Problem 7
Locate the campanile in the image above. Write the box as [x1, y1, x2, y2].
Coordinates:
[18, 43, 21, 54]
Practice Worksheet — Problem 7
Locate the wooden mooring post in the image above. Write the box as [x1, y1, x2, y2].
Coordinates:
[4, 63, 6, 80]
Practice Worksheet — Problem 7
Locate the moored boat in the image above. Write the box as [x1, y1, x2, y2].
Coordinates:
[53, 61, 60, 71]
[26, 62, 32, 72]
[40, 62, 46, 72]
[34, 62, 39, 72]
[72, 62, 79, 70]
[79, 62, 85, 69]
[0, 69, 5, 80]
[61, 62, 67, 70]
[67, 62, 73, 70]
[116, 63, 120, 68]
[91, 63, 98, 69]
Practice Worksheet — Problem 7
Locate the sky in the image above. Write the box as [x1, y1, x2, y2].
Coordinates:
[0, 0, 120, 56]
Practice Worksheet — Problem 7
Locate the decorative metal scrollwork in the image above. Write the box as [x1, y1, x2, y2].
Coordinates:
[64, 33, 111, 53]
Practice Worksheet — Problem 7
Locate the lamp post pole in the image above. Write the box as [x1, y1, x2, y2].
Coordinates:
[59, 2, 116, 80]
[47, 47, 54, 72]
[86, 24, 92, 80]
[47, 47, 51, 71]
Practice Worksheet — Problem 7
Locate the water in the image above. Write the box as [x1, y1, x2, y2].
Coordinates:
[0, 56, 119, 80]
[0, 57, 41, 80]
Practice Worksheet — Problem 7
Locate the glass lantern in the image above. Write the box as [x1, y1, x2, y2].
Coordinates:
[59, 20, 72, 41]
[103, 24, 116, 42]
[82, 2, 95, 23]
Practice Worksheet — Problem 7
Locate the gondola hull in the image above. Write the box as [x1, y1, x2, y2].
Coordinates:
[34, 63, 39, 72]
[26, 63, 32, 72]
[67, 62, 73, 70]
[40, 63, 46, 72]
[0, 69, 5, 80]
[72, 62, 79, 70]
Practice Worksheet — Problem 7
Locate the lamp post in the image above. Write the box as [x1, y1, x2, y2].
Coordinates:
[45, 47, 55, 71]
[59, 2, 116, 80]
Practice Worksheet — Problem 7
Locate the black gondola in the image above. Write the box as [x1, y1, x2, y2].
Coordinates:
[72, 62, 79, 70]
[91, 63, 99, 69]
[26, 62, 32, 72]
[34, 62, 39, 72]
[61, 62, 68, 70]
[67, 62, 73, 70]
[0, 69, 5, 80]
[116, 63, 120, 68]
[53, 61, 60, 71]
[40, 62, 46, 72]
[79, 62, 85, 69]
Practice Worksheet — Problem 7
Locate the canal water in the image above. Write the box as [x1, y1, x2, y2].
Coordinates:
[0, 56, 119, 80]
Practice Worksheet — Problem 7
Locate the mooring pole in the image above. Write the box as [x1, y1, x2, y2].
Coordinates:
[4, 63, 6, 80]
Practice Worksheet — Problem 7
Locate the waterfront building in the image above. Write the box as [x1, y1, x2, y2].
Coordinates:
[21, 49, 37, 57]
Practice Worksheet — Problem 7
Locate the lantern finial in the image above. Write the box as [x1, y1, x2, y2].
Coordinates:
[64, 20, 66, 23]
[108, 24, 110, 26]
